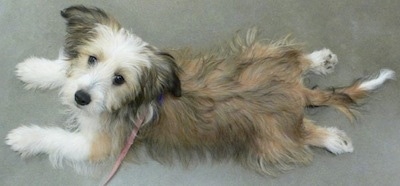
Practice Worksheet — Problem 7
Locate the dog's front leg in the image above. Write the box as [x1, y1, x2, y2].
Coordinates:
[5, 125, 109, 165]
[16, 50, 68, 90]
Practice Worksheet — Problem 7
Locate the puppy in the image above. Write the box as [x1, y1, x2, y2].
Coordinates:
[6, 6, 395, 175]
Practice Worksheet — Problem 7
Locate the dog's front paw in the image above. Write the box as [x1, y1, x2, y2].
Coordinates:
[324, 127, 353, 154]
[16, 57, 47, 89]
[6, 125, 44, 157]
[15, 57, 66, 90]
[308, 48, 338, 75]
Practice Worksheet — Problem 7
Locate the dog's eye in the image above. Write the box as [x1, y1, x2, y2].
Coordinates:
[88, 56, 97, 65]
[113, 75, 125, 86]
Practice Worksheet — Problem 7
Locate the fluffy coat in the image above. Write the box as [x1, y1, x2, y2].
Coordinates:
[6, 6, 395, 176]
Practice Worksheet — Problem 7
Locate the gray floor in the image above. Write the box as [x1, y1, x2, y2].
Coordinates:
[1, 0, 399, 185]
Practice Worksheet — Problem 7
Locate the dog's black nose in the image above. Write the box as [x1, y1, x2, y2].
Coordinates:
[75, 90, 91, 106]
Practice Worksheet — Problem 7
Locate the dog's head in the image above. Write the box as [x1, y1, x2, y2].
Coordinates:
[60, 6, 181, 114]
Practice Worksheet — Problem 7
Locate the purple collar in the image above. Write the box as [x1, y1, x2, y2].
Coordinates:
[157, 94, 164, 104]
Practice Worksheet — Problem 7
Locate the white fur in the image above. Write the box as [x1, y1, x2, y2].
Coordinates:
[6, 11, 394, 174]
[6, 125, 90, 166]
[15, 50, 68, 90]
[307, 48, 338, 75]
[92, 25, 151, 69]
[5, 113, 106, 168]
[7, 24, 152, 168]
[323, 127, 354, 154]
[60, 25, 152, 115]
[359, 69, 396, 91]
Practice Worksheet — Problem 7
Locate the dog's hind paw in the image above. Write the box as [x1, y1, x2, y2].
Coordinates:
[308, 48, 338, 75]
[324, 127, 354, 154]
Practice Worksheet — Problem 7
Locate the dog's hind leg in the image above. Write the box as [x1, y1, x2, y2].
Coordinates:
[303, 118, 353, 154]
[304, 69, 395, 119]
[306, 48, 338, 75]
[16, 50, 68, 90]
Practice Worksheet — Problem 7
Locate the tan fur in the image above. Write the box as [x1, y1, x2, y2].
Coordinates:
[58, 6, 387, 176]
[7, 6, 393, 177]
[136, 36, 367, 175]
[89, 132, 112, 162]
[303, 119, 331, 148]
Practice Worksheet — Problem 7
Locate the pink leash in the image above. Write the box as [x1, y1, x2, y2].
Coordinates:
[103, 114, 146, 186]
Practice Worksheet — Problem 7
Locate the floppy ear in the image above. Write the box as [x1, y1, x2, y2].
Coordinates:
[60, 6, 120, 58]
[60, 5, 119, 28]
[157, 52, 182, 97]
[140, 48, 182, 101]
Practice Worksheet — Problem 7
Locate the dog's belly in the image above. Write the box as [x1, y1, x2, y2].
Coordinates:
[141, 44, 309, 160]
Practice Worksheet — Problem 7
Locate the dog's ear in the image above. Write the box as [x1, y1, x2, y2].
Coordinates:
[169, 69, 182, 97]
[158, 52, 182, 97]
[60, 5, 119, 29]
[141, 49, 182, 100]
[60, 6, 120, 58]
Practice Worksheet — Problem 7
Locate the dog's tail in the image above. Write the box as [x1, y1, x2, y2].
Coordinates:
[305, 69, 395, 120]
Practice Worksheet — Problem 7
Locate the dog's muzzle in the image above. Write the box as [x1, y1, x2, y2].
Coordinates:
[74, 90, 91, 106]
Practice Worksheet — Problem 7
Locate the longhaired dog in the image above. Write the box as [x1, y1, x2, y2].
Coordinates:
[6, 6, 395, 176]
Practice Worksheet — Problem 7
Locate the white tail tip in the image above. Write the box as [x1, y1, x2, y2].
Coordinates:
[359, 69, 396, 91]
